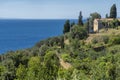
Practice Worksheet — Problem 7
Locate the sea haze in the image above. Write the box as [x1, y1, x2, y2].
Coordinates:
[0, 19, 77, 54]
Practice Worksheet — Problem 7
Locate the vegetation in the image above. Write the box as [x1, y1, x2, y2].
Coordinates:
[110, 4, 117, 18]
[0, 4, 120, 80]
[84, 18, 90, 33]
[63, 20, 70, 34]
[70, 25, 88, 40]
[89, 12, 101, 29]
[78, 11, 83, 26]
[106, 13, 109, 18]
[71, 22, 75, 28]
[1, 27, 120, 80]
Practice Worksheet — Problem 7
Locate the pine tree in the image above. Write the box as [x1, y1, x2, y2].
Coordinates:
[110, 4, 117, 18]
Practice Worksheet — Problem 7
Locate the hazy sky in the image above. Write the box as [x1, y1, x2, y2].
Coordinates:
[0, 0, 120, 19]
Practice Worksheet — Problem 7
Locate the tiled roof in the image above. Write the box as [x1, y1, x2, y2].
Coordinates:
[94, 18, 120, 21]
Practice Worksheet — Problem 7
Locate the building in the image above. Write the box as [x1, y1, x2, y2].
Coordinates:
[93, 18, 120, 32]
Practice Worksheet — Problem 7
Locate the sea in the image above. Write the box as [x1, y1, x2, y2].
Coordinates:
[0, 19, 77, 54]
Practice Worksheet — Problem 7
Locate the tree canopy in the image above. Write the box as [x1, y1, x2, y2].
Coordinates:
[90, 12, 101, 19]
[110, 4, 117, 18]
[89, 12, 101, 28]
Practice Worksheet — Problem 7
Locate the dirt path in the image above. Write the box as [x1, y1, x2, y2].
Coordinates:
[56, 52, 72, 69]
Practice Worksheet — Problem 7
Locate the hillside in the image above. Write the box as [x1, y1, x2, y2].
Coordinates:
[0, 25, 120, 80]
[86, 27, 120, 43]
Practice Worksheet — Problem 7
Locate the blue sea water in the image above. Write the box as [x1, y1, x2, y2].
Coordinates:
[0, 19, 77, 54]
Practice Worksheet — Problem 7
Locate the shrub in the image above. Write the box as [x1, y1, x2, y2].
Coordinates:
[108, 45, 120, 54]
[109, 19, 120, 29]
[61, 53, 72, 63]
[92, 35, 109, 44]
[35, 40, 46, 47]
[102, 36, 109, 44]
[109, 35, 120, 45]
[70, 39, 81, 50]
[49, 37, 60, 46]
[35, 36, 64, 48]
[92, 37, 98, 44]
[39, 45, 49, 56]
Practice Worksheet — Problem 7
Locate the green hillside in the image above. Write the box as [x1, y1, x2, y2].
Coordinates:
[0, 4, 120, 79]
[0, 23, 120, 80]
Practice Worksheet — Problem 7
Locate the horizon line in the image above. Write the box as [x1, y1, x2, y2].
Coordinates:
[0, 17, 87, 20]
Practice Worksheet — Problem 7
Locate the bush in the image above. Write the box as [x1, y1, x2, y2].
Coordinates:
[92, 37, 98, 44]
[70, 39, 81, 50]
[109, 19, 120, 29]
[35, 36, 64, 48]
[109, 35, 120, 45]
[92, 35, 109, 44]
[61, 54, 72, 63]
[108, 45, 120, 54]
[35, 40, 46, 47]
[39, 45, 49, 56]
[102, 36, 109, 44]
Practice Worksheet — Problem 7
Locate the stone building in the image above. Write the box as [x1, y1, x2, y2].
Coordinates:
[93, 18, 120, 32]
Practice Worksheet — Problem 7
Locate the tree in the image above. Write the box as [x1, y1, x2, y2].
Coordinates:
[71, 22, 75, 27]
[78, 11, 83, 26]
[84, 18, 90, 33]
[90, 12, 101, 19]
[63, 20, 70, 34]
[60, 36, 64, 49]
[114, 19, 119, 29]
[110, 4, 117, 18]
[16, 64, 27, 80]
[89, 12, 101, 29]
[106, 14, 108, 18]
[27, 57, 41, 80]
[44, 51, 60, 80]
[0, 65, 7, 80]
[2, 59, 16, 80]
[70, 25, 88, 40]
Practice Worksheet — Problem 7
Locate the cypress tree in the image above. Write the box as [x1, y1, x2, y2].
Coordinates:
[78, 11, 83, 26]
[63, 20, 70, 34]
[106, 14, 108, 18]
[110, 4, 117, 18]
[86, 18, 89, 33]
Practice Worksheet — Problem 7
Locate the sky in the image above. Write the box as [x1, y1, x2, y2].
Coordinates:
[0, 0, 120, 19]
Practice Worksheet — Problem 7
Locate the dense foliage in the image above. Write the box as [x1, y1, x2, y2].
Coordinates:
[1, 24, 120, 80]
[70, 25, 88, 40]
[110, 4, 117, 18]
[0, 4, 120, 80]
